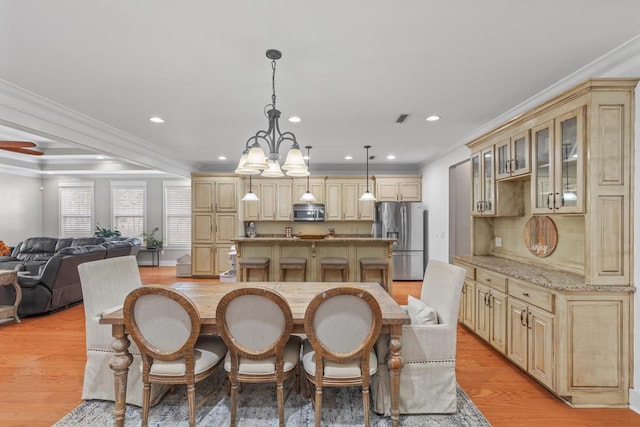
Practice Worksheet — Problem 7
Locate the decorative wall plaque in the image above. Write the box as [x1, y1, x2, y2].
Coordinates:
[524, 216, 558, 258]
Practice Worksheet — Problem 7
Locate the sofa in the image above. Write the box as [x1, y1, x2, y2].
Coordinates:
[0, 236, 141, 316]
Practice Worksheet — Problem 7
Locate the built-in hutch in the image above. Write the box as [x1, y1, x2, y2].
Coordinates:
[455, 78, 638, 407]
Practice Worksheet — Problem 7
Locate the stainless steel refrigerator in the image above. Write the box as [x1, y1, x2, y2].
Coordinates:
[373, 202, 427, 280]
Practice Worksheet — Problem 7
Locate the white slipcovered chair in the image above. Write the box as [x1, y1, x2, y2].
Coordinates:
[371, 260, 466, 414]
[78, 256, 167, 406]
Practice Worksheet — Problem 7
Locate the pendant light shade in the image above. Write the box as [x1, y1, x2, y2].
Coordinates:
[242, 175, 260, 202]
[261, 159, 285, 177]
[359, 145, 376, 201]
[299, 146, 318, 202]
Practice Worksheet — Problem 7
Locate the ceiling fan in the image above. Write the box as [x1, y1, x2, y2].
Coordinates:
[0, 141, 44, 156]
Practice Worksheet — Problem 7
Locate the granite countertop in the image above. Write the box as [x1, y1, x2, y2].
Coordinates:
[235, 236, 396, 243]
[453, 255, 635, 292]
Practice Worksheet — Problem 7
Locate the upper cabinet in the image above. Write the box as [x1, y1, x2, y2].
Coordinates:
[531, 108, 584, 214]
[293, 177, 325, 203]
[471, 146, 495, 216]
[375, 176, 422, 202]
[496, 130, 530, 180]
[242, 178, 293, 221]
[192, 177, 238, 212]
[326, 178, 375, 221]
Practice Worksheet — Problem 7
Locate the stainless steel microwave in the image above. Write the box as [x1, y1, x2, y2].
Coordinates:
[293, 203, 325, 222]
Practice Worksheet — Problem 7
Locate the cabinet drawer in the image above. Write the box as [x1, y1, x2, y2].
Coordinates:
[453, 261, 475, 280]
[476, 268, 507, 293]
[508, 278, 555, 313]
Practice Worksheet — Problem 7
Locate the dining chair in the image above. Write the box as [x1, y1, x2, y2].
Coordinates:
[216, 287, 301, 427]
[303, 286, 383, 427]
[78, 256, 167, 406]
[370, 260, 466, 414]
[123, 286, 228, 427]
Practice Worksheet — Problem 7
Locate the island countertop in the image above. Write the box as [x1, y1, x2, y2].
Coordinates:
[234, 236, 395, 287]
[234, 236, 397, 243]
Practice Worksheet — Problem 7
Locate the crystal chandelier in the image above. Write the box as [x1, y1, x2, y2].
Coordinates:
[235, 49, 308, 177]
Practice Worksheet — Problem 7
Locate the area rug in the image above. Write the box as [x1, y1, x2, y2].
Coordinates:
[54, 370, 490, 426]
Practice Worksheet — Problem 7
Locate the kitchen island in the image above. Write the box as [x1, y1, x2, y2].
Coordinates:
[234, 236, 396, 290]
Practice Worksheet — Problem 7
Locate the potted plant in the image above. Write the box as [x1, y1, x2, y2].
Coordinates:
[94, 224, 122, 238]
[141, 227, 163, 249]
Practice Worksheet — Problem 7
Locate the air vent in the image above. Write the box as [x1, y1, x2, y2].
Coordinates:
[396, 114, 409, 123]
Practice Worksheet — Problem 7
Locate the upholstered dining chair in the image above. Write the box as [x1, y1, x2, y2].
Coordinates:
[371, 260, 466, 415]
[302, 286, 382, 427]
[124, 286, 227, 427]
[78, 256, 167, 406]
[216, 287, 301, 427]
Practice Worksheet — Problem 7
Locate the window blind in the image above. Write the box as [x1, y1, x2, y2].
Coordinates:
[164, 182, 191, 248]
[59, 183, 94, 237]
[111, 183, 145, 238]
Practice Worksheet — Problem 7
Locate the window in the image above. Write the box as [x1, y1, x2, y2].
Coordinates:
[111, 181, 146, 238]
[59, 182, 94, 237]
[164, 181, 191, 248]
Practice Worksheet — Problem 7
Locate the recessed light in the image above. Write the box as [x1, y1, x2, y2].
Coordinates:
[218, 156, 227, 160]
[387, 155, 396, 160]
[96, 155, 106, 160]
[345, 155, 353, 160]
[426, 115, 441, 122]
[149, 116, 165, 123]
[288, 116, 301, 123]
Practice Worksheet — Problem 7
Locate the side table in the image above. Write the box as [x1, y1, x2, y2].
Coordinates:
[0, 269, 21, 324]
[137, 247, 160, 267]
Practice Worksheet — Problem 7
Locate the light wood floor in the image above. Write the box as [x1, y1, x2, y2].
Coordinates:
[1, 267, 639, 426]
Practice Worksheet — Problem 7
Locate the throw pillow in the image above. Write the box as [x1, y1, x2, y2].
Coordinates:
[407, 295, 438, 325]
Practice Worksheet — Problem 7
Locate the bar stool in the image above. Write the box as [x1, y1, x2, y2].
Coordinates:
[279, 257, 307, 282]
[359, 257, 389, 292]
[319, 257, 348, 282]
[238, 257, 270, 282]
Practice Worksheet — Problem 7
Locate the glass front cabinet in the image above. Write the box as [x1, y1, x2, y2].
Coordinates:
[496, 130, 530, 179]
[531, 108, 584, 214]
[471, 146, 495, 216]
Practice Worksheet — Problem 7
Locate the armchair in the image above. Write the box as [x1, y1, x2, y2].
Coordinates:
[371, 260, 466, 414]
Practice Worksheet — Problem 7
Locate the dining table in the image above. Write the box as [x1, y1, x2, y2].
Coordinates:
[100, 281, 411, 427]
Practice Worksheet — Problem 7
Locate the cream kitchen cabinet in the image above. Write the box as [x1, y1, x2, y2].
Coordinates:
[496, 130, 530, 179]
[325, 178, 374, 221]
[460, 279, 476, 329]
[243, 179, 293, 221]
[507, 280, 555, 390]
[192, 177, 238, 212]
[471, 146, 495, 216]
[531, 108, 585, 214]
[191, 174, 240, 277]
[475, 282, 507, 354]
[375, 176, 422, 202]
[293, 177, 325, 203]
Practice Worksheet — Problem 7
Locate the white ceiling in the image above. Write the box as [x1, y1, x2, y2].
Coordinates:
[1, 1, 640, 177]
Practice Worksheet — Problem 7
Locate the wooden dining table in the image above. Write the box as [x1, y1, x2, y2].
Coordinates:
[100, 281, 410, 427]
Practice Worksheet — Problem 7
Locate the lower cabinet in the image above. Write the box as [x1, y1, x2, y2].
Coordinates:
[459, 279, 475, 329]
[454, 260, 632, 407]
[475, 282, 507, 354]
[507, 298, 555, 389]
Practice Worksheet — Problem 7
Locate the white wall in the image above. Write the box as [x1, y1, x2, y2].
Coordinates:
[420, 145, 469, 263]
[0, 173, 43, 246]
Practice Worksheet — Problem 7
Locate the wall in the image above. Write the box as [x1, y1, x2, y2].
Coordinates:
[0, 173, 43, 246]
[420, 145, 469, 263]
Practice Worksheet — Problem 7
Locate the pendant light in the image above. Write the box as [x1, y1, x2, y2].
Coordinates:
[299, 146, 318, 203]
[242, 175, 260, 202]
[359, 145, 376, 201]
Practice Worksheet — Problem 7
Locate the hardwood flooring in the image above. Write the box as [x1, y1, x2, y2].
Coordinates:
[0, 266, 638, 426]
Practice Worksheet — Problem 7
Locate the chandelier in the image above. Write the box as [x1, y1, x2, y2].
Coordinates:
[235, 49, 309, 177]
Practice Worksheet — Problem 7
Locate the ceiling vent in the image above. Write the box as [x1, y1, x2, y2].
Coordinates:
[396, 114, 409, 123]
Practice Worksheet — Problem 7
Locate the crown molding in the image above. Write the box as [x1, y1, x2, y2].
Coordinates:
[0, 79, 202, 177]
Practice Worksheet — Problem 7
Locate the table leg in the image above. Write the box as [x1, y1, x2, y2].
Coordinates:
[388, 324, 404, 427]
[109, 324, 133, 427]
